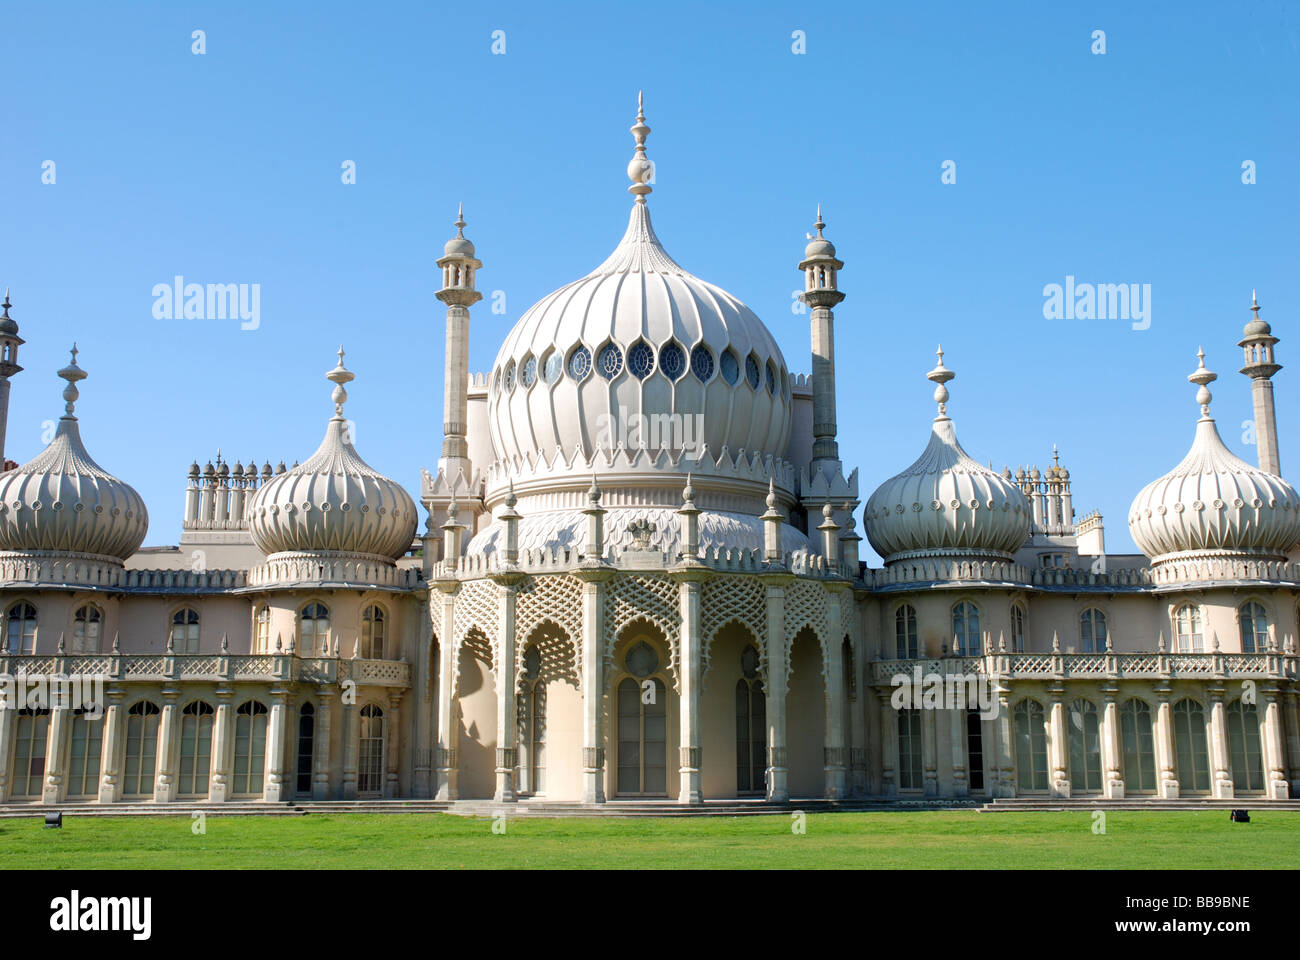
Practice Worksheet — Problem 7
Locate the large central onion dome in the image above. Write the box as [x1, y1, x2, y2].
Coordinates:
[250, 350, 417, 561]
[0, 347, 148, 562]
[1129, 349, 1300, 565]
[486, 97, 792, 472]
[865, 349, 1030, 564]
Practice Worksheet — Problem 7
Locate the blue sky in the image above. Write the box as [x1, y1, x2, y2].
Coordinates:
[1, 0, 1297, 559]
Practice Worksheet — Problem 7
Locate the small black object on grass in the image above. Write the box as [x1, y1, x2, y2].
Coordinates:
[44, 811, 63, 829]
[1230, 809, 1250, 823]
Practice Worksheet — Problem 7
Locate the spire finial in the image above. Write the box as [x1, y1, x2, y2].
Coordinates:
[455, 203, 466, 237]
[327, 345, 355, 418]
[1252, 288, 1259, 314]
[1188, 346, 1217, 419]
[58, 343, 87, 418]
[814, 204, 825, 238]
[1, 288, 10, 319]
[926, 345, 955, 419]
[627, 92, 653, 202]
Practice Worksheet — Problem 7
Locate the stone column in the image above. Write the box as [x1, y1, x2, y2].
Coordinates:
[492, 576, 521, 803]
[1048, 684, 1070, 798]
[42, 696, 71, 804]
[208, 685, 233, 802]
[762, 574, 793, 802]
[1262, 685, 1290, 800]
[949, 705, 968, 798]
[341, 698, 359, 800]
[921, 702, 938, 797]
[1208, 685, 1234, 799]
[263, 686, 290, 802]
[433, 582, 459, 800]
[0, 682, 14, 803]
[413, 605, 435, 798]
[822, 586, 847, 800]
[672, 570, 707, 804]
[1100, 684, 1125, 799]
[877, 690, 898, 796]
[575, 567, 613, 803]
[154, 686, 180, 803]
[1154, 685, 1179, 799]
[386, 691, 403, 798]
[96, 687, 124, 804]
[995, 681, 1016, 797]
[1284, 691, 1300, 794]
[313, 688, 333, 800]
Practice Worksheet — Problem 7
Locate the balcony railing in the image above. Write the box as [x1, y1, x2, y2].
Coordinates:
[0, 653, 411, 687]
[870, 650, 1295, 683]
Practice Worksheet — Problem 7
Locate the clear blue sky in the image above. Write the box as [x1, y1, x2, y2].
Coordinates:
[1, 0, 1297, 560]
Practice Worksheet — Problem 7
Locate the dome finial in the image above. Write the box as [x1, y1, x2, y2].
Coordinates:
[58, 343, 87, 419]
[1, 288, 10, 319]
[814, 203, 825, 238]
[927, 345, 955, 419]
[627, 92, 653, 202]
[1252, 288, 1259, 313]
[327, 345, 355, 419]
[455, 203, 466, 237]
[1188, 346, 1217, 419]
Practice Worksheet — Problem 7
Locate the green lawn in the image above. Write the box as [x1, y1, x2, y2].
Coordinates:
[0, 810, 1295, 869]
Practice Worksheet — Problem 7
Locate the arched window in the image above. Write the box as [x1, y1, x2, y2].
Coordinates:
[736, 645, 766, 795]
[72, 605, 102, 654]
[1010, 603, 1026, 653]
[361, 605, 385, 659]
[519, 645, 546, 795]
[616, 641, 667, 796]
[1079, 608, 1107, 654]
[1014, 700, 1048, 791]
[233, 701, 268, 796]
[1172, 699, 1210, 793]
[952, 601, 980, 656]
[12, 708, 49, 798]
[178, 701, 214, 797]
[123, 701, 160, 797]
[5, 602, 36, 655]
[1120, 699, 1156, 794]
[895, 604, 917, 659]
[358, 704, 386, 795]
[897, 708, 923, 791]
[296, 703, 315, 796]
[1226, 700, 1265, 793]
[1067, 699, 1103, 792]
[1173, 604, 1202, 653]
[170, 608, 200, 654]
[300, 602, 330, 656]
[1239, 602, 1269, 654]
[255, 605, 270, 654]
[67, 706, 103, 799]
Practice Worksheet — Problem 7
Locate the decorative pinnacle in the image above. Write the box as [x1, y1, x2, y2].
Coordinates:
[455, 203, 466, 237]
[588, 474, 602, 506]
[327, 345, 354, 418]
[926, 345, 955, 418]
[627, 91, 653, 202]
[814, 204, 825, 238]
[58, 343, 87, 418]
[505, 478, 517, 510]
[682, 472, 695, 505]
[766, 476, 777, 510]
[1188, 346, 1217, 418]
[1251, 289, 1259, 315]
[1, 288, 10, 319]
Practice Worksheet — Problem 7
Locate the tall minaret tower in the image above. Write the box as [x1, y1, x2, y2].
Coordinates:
[436, 206, 481, 480]
[798, 207, 845, 471]
[1238, 291, 1282, 475]
[0, 289, 26, 467]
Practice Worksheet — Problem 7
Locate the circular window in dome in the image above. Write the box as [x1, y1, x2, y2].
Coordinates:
[567, 345, 592, 380]
[521, 355, 537, 387]
[745, 354, 760, 389]
[503, 361, 516, 392]
[659, 342, 686, 380]
[765, 361, 776, 395]
[543, 352, 563, 384]
[691, 346, 714, 382]
[627, 341, 655, 380]
[626, 640, 659, 678]
[720, 350, 740, 385]
[597, 343, 624, 380]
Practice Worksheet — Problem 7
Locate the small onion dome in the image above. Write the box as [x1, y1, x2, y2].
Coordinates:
[249, 348, 417, 561]
[1129, 349, 1300, 564]
[864, 348, 1030, 565]
[443, 204, 475, 258]
[0, 346, 148, 561]
[0, 289, 18, 336]
[803, 205, 837, 260]
[188, 460, 200, 479]
[1243, 291, 1271, 337]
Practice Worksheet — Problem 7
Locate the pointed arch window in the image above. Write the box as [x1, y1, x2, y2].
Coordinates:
[67, 706, 103, 798]
[1079, 608, 1107, 654]
[736, 645, 766, 794]
[255, 605, 270, 654]
[358, 704, 386, 795]
[297, 703, 315, 796]
[1173, 699, 1211, 793]
[895, 604, 918, 659]
[123, 701, 160, 797]
[952, 601, 980, 656]
[72, 605, 102, 654]
[1010, 603, 1026, 652]
[1067, 699, 1103, 793]
[5, 602, 36, 655]
[897, 708, 923, 790]
[1226, 700, 1264, 792]
[1173, 604, 1202, 653]
[1239, 602, 1268, 653]
[361, 605, 385, 659]
[1120, 699, 1157, 794]
[178, 701, 214, 796]
[171, 608, 200, 654]
[12, 708, 49, 798]
[233, 701, 268, 796]
[300, 602, 330, 656]
[1014, 700, 1048, 791]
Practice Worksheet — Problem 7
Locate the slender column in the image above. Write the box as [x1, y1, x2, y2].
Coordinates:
[412, 607, 435, 798]
[1284, 691, 1300, 794]
[386, 692, 403, 798]
[493, 578, 521, 802]
[822, 587, 847, 799]
[995, 681, 1015, 797]
[313, 688, 333, 800]
[576, 568, 612, 803]
[153, 686, 180, 803]
[1262, 685, 1290, 799]
[0, 683, 14, 802]
[341, 699, 359, 800]
[877, 690, 898, 796]
[673, 571, 708, 804]
[263, 687, 290, 801]
[1208, 686, 1234, 799]
[949, 705, 969, 798]
[1047, 685, 1069, 798]
[921, 702, 938, 797]
[96, 687, 124, 803]
[433, 584, 459, 800]
[42, 696, 71, 803]
[208, 685, 233, 802]
[1154, 685, 1179, 799]
[762, 575, 792, 802]
[1100, 684, 1125, 799]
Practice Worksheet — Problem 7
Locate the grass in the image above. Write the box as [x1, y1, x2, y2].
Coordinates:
[1, 810, 1297, 869]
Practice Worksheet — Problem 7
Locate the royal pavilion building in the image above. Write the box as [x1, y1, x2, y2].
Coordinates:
[0, 99, 1297, 810]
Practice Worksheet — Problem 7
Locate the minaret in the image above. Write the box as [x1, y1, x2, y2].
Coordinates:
[0, 289, 26, 466]
[436, 205, 482, 478]
[1238, 291, 1282, 475]
[798, 207, 845, 470]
